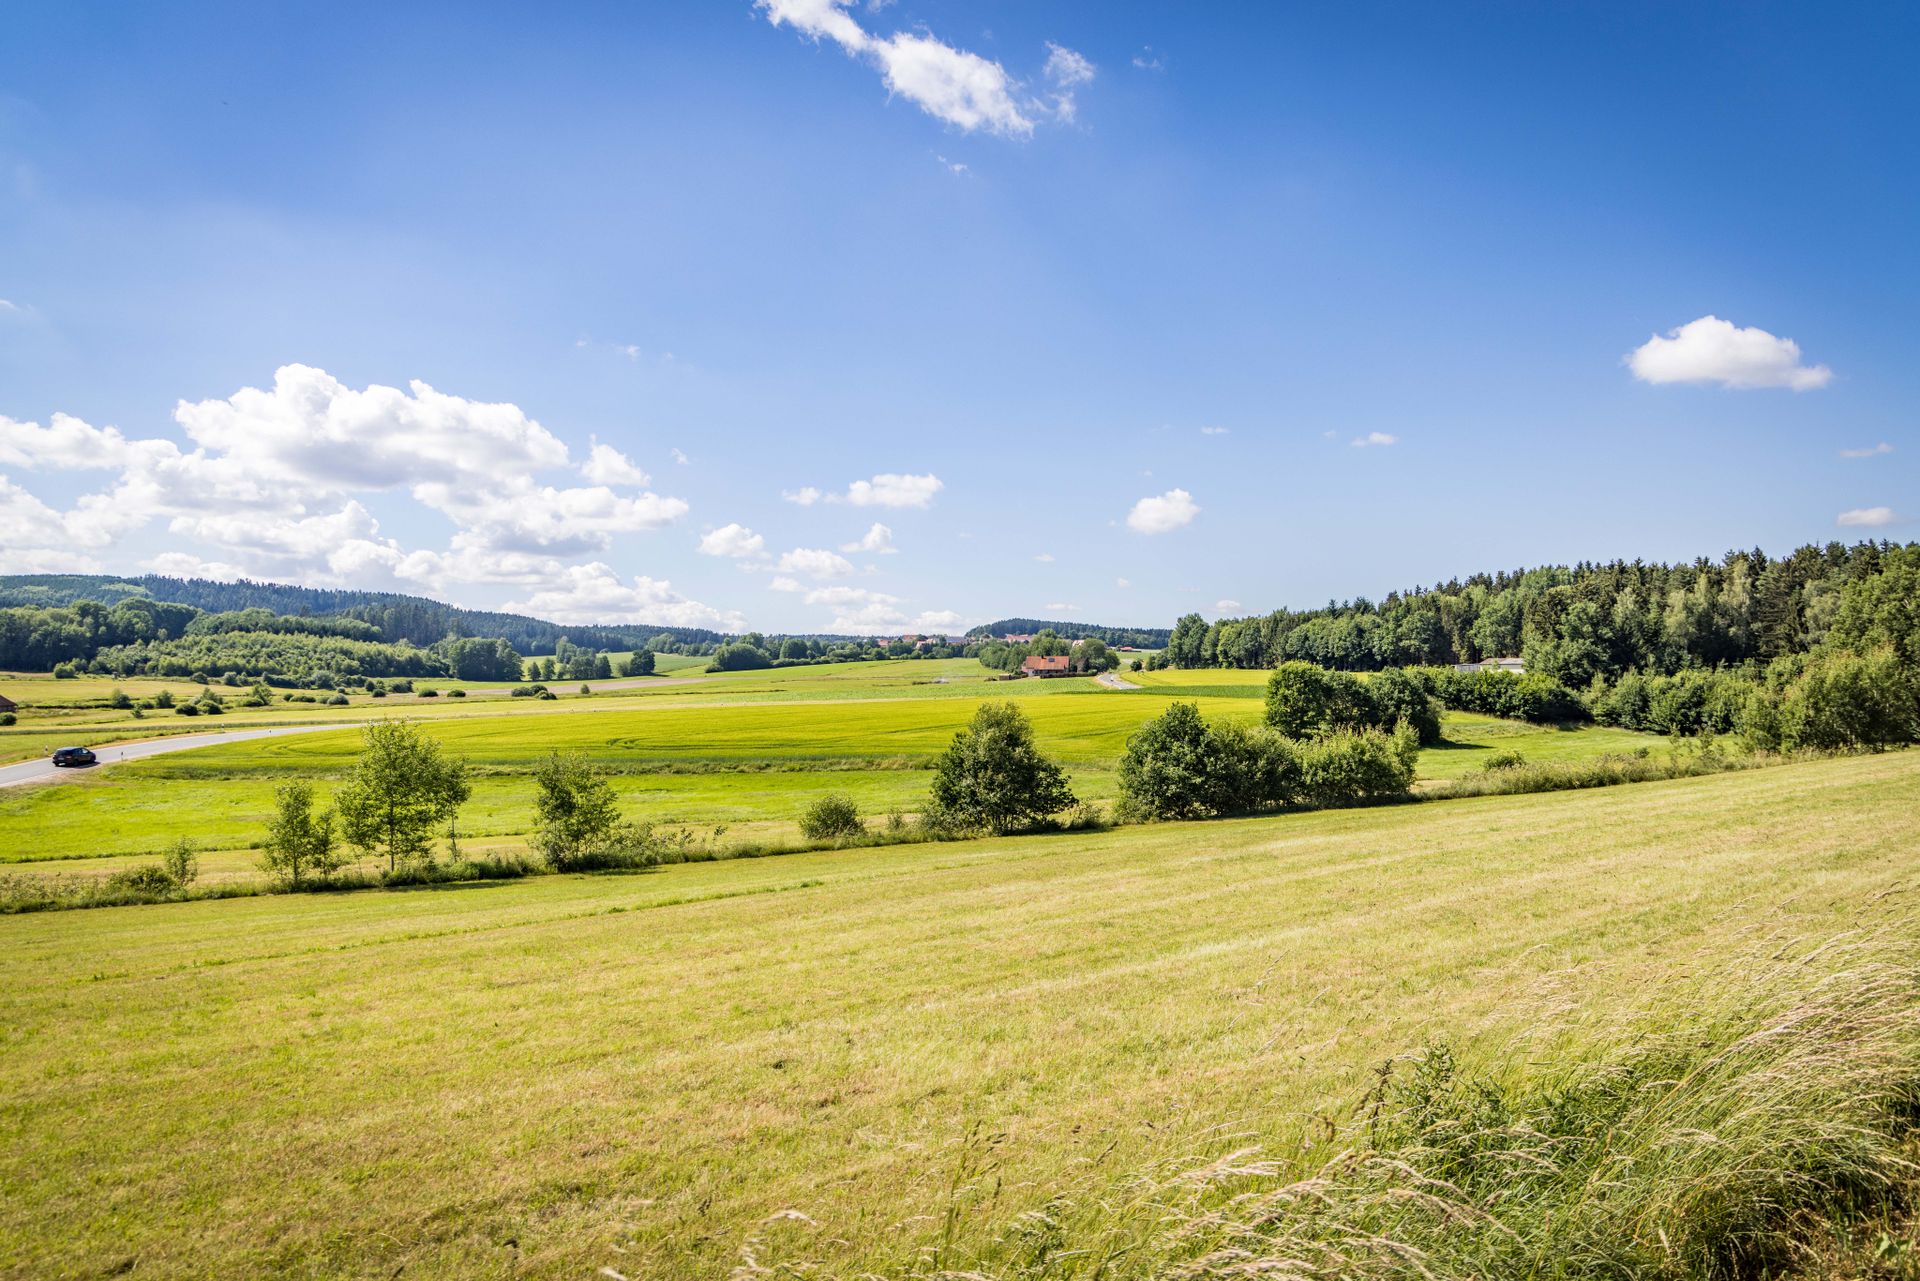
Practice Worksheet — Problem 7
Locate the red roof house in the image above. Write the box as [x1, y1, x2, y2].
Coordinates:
[1020, 655, 1072, 678]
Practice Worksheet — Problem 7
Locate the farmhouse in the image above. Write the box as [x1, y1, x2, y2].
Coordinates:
[0, 692, 15, 714]
[1453, 656, 1526, 674]
[1019, 655, 1072, 678]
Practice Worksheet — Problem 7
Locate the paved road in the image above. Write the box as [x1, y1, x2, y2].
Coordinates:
[0, 723, 358, 791]
[1094, 671, 1142, 690]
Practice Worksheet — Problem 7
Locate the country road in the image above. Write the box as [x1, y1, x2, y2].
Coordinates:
[0, 724, 357, 792]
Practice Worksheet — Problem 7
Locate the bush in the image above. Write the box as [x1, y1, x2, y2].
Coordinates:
[447, 688, 466, 698]
[0, 712, 14, 726]
[531, 751, 622, 870]
[1366, 667, 1444, 745]
[798, 793, 865, 842]
[1295, 725, 1419, 806]
[510, 683, 548, 698]
[160, 838, 199, 888]
[108, 688, 133, 709]
[51, 661, 78, 679]
[1742, 647, 1919, 752]
[325, 693, 349, 706]
[708, 643, 773, 672]
[1480, 749, 1527, 772]
[152, 689, 174, 708]
[924, 702, 1076, 835]
[1419, 667, 1587, 723]
[105, 864, 179, 895]
[1265, 662, 1375, 739]
[175, 702, 201, 716]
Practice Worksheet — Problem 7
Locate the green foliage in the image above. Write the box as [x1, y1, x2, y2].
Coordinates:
[1366, 667, 1444, 745]
[51, 662, 77, 679]
[1420, 667, 1587, 723]
[259, 781, 343, 887]
[925, 701, 1076, 835]
[1294, 725, 1420, 806]
[1118, 705, 1304, 821]
[1744, 646, 1920, 752]
[530, 752, 623, 871]
[0, 712, 14, 726]
[335, 720, 472, 872]
[1264, 662, 1376, 739]
[798, 793, 865, 842]
[159, 838, 199, 888]
[709, 643, 773, 672]
[627, 648, 656, 676]
[442, 636, 524, 681]
[1480, 749, 1527, 772]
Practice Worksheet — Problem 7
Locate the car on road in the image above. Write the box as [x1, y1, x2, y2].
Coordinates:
[51, 746, 98, 768]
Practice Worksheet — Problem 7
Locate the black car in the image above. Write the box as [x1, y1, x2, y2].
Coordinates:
[51, 746, 97, 768]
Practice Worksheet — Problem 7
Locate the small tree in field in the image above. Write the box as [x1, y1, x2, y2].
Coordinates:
[160, 838, 199, 888]
[1265, 661, 1375, 739]
[925, 701, 1076, 835]
[260, 781, 343, 887]
[335, 720, 471, 872]
[531, 751, 621, 870]
[799, 793, 864, 842]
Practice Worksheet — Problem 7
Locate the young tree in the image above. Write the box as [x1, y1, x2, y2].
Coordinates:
[259, 781, 343, 887]
[160, 838, 199, 888]
[1167, 613, 1208, 668]
[335, 720, 471, 871]
[925, 701, 1076, 834]
[1117, 701, 1216, 820]
[1366, 667, 1444, 745]
[1264, 661, 1376, 739]
[530, 751, 621, 869]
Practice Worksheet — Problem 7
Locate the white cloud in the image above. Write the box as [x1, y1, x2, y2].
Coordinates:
[698, 522, 768, 559]
[1351, 431, 1398, 448]
[0, 413, 136, 470]
[782, 486, 824, 506]
[768, 576, 804, 593]
[1044, 602, 1078, 612]
[840, 522, 897, 554]
[1840, 442, 1895, 459]
[1033, 552, 1055, 563]
[1126, 488, 1199, 535]
[1627, 316, 1832, 391]
[1199, 426, 1229, 436]
[671, 448, 690, 465]
[502, 563, 745, 629]
[844, 472, 943, 508]
[791, 582, 961, 635]
[581, 441, 651, 486]
[758, 0, 1036, 136]
[777, 546, 857, 578]
[1837, 506, 1902, 528]
[1215, 599, 1243, 612]
[1115, 577, 1131, 589]
[415, 481, 687, 555]
[936, 154, 969, 175]
[1131, 48, 1164, 71]
[1042, 42, 1095, 121]
[142, 551, 250, 582]
[0, 299, 18, 313]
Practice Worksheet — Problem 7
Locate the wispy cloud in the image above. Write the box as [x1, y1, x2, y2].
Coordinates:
[1351, 431, 1398, 448]
[1838, 506, 1902, 528]
[1840, 442, 1895, 459]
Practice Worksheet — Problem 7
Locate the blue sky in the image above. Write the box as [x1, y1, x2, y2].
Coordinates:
[1, 1, 1913, 633]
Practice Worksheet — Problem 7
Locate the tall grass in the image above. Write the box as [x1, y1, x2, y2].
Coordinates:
[738, 919, 1920, 1280]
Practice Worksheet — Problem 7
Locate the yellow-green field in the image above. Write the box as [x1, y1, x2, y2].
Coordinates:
[0, 660, 1668, 869]
[2, 751, 1913, 1278]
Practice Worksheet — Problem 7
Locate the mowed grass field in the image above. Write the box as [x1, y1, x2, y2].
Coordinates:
[0, 661, 1666, 868]
[1, 751, 1914, 1278]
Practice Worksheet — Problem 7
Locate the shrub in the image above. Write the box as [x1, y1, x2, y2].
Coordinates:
[447, 688, 467, 698]
[530, 751, 622, 870]
[1295, 725, 1418, 806]
[175, 702, 201, 716]
[1480, 749, 1527, 772]
[325, 693, 349, 706]
[1265, 662, 1375, 739]
[1743, 647, 1919, 752]
[1366, 667, 1444, 745]
[510, 683, 548, 698]
[798, 793, 864, 842]
[0, 712, 14, 726]
[417, 687, 439, 698]
[51, 661, 78, 679]
[924, 702, 1076, 835]
[1419, 667, 1587, 723]
[160, 838, 199, 888]
[108, 688, 133, 709]
[105, 864, 179, 895]
[152, 689, 174, 708]
[708, 643, 773, 672]
[1116, 701, 1217, 820]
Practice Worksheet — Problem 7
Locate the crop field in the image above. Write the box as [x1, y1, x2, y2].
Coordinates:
[0, 661, 1667, 868]
[2, 751, 1914, 1278]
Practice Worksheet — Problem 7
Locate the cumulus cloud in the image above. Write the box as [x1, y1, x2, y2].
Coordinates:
[790, 582, 961, 634]
[1199, 426, 1229, 437]
[502, 563, 745, 629]
[1837, 506, 1902, 528]
[0, 413, 137, 469]
[581, 441, 651, 485]
[777, 546, 857, 579]
[1840, 442, 1895, 459]
[0, 364, 693, 593]
[698, 522, 768, 558]
[1627, 316, 1832, 391]
[1033, 552, 1055, 563]
[844, 472, 943, 508]
[840, 522, 897, 554]
[782, 486, 824, 506]
[760, 0, 1087, 137]
[1351, 431, 1398, 448]
[1216, 599, 1243, 612]
[1126, 488, 1199, 535]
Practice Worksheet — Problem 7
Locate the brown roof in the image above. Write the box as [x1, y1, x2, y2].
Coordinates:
[1020, 655, 1071, 674]
[0, 693, 16, 711]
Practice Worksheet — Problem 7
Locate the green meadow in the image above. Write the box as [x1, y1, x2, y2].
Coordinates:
[1, 751, 1913, 1278]
[0, 660, 1667, 867]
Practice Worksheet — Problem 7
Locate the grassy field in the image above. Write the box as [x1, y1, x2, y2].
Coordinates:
[1, 751, 1913, 1278]
[0, 670, 1669, 866]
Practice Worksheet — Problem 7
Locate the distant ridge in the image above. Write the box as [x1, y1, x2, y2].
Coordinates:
[0, 573, 727, 656]
[967, 618, 1172, 647]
